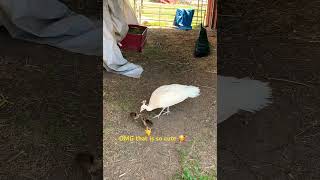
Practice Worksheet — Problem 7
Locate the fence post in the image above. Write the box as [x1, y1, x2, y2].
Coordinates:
[196, 0, 200, 27]
[139, 0, 143, 24]
[133, 0, 137, 16]
[159, 3, 161, 27]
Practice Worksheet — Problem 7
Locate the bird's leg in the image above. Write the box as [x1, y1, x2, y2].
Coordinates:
[162, 107, 170, 115]
[153, 108, 166, 119]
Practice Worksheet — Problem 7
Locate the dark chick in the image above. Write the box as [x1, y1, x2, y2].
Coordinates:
[130, 112, 153, 129]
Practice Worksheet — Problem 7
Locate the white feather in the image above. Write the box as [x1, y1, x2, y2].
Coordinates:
[218, 76, 272, 123]
[144, 84, 200, 111]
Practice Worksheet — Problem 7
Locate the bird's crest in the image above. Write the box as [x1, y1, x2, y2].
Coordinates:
[141, 100, 147, 105]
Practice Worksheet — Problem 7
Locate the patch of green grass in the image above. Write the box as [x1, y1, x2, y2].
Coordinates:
[173, 142, 216, 180]
[180, 167, 216, 180]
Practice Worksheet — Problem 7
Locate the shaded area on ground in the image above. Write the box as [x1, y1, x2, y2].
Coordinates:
[218, 0, 320, 179]
[0, 27, 103, 179]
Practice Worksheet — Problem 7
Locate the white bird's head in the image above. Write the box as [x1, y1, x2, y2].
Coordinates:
[140, 100, 147, 112]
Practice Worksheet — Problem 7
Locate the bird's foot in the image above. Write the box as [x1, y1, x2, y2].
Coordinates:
[162, 111, 170, 115]
[153, 114, 161, 119]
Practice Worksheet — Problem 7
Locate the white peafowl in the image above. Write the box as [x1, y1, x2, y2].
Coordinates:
[218, 75, 272, 123]
[140, 84, 200, 118]
[139, 77, 271, 121]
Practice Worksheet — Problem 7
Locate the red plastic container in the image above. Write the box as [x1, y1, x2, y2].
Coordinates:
[120, 24, 147, 52]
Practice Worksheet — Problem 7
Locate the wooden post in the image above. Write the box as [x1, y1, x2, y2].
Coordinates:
[196, 0, 200, 27]
[213, 0, 217, 30]
[205, 0, 213, 27]
[159, 3, 161, 27]
[204, 0, 217, 30]
[133, 0, 137, 16]
[139, 0, 143, 24]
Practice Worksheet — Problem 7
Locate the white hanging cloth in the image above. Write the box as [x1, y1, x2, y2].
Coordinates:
[0, 0, 143, 78]
[103, 0, 143, 78]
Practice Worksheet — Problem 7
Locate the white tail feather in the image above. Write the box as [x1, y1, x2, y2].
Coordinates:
[186, 86, 200, 98]
[218, 76, 272, 123]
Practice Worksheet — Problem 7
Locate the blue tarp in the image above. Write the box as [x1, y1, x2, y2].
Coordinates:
[173, 9, 194, 30]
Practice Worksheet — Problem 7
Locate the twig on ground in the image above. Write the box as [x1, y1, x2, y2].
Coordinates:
[119, 167, 133, 178]
[294, 123, 319, 140]
[267, 77, 312, 87]
[198, 85, 215, 90]
[0, 94, 11, 108]
[7, 150, 25, 163]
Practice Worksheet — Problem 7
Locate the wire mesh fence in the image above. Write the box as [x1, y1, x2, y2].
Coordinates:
[61, 0, 207, 27]
[130, 0, 208, 28]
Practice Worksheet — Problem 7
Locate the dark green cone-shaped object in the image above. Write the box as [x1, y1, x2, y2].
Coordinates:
[194, 24, 210, 58]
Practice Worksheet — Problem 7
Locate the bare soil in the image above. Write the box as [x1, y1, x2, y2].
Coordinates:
[103, 28, 217, 179]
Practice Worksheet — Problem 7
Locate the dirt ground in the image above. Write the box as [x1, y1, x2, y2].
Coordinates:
[218, 0, 320, 179]
[103, 28, 217, 179]
[0, 27, 103, 179]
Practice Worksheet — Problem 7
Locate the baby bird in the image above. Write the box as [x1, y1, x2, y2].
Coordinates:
[130, 112, 153, 129]
[140, 84, 200, 118]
